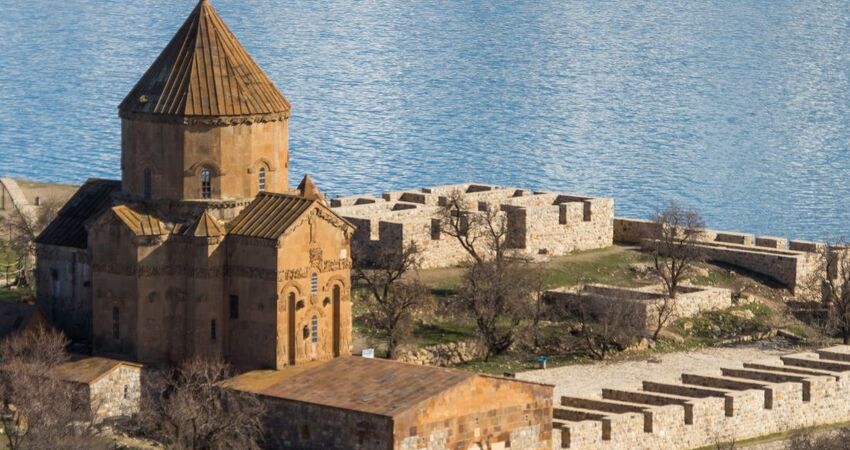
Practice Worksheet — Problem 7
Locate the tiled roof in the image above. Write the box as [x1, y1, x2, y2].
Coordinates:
[227, 192, 315, 240]
[50, 356, 141, 385]
[226, 357, 476, 417]
[111, 205, 168, 236]
[119, 0, 290, 121]
[35, 179, 121, 249]
[184, 210, 224, 237]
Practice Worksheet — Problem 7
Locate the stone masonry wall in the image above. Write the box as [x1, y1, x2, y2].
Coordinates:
[89, 364, 142, 422]
[613, 218, 824, 297]
[550, 345, 850, 449]
[546, 284, 732, 331]
[334, 183, 613, 269]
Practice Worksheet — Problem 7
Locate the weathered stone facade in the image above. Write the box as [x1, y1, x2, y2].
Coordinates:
[49, 357, 142, 423]
[550, 345, 850, 449]
[546, 284, 733, 332]
[333, 183, 613, 269]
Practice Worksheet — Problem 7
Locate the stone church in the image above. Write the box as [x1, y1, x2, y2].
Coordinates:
[35, 0, 353, 370]
[34, 2, 554, 448]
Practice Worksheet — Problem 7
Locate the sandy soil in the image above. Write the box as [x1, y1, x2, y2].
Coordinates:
[517, 341, 807, 400]
[15, 179, 77, 206]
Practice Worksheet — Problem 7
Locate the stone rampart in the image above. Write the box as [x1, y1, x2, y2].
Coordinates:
[334, 183, 613, 269]
[613, 218, 825, 297]
[550, 345, 850, 449]
[545, 284, 732, 332]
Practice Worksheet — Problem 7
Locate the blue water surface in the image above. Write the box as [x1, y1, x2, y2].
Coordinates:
[0, 0, 848, 240]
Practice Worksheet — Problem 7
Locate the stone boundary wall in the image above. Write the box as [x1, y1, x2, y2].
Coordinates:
[545, 284, 732, 331]
[550, 345, 850, 449]
[614, 218, 824, 296]
[395, 340, 482, 367]
[333, 183, 613, 269]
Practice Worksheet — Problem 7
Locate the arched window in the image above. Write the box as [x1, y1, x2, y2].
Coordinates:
[310, 273, 318, 295]
[200, 167, 212, 199]
[311, 315, 318, 343]
[143, 168, 152, 200]
[258, 167, 266, 192]
[112, 307, 120, 339]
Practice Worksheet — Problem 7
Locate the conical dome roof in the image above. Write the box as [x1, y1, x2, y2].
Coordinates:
[119, 0, 290, 123]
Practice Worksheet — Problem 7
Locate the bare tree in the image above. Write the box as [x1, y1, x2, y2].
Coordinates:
[137, 357, 265, 450]
[649, 296, 678, 341]
[438, 190, 509, 264]
[650, 202, 706, 300]
[645, 203, 705, 340]
[354, 243, 435, 358]
[460, 261, 538, 360]
[438, 190, 538, 360]
[812, 240, 850, 344]
[0, 328, 106, 450]
[571, 299, 642, 360]
[1, 198, 60, 287]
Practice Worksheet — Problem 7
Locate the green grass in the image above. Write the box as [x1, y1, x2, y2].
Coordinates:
[412, 320, 477, 346]
[672, 303, 773, 342]
[542, 248, 652, 288]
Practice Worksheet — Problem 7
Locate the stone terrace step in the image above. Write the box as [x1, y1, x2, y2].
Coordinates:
[642, 381, 731, 398]
[601, 388, 694, 424]
[720, 367, 813, 401]
[743, 363, 841, 380]
[816, 346, 850, 363]
[681, 374, 774, 409]
[560, 397, 653, 432]
[781, 355, 850, 372]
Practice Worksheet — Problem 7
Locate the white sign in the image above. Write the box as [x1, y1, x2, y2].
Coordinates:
[361, 348, 375, 359]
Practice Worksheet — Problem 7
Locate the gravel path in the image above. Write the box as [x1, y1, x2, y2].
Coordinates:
[517, 341, 806, 400]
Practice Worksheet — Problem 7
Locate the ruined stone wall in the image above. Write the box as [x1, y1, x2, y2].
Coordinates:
[35, 244, 92, 341]
[551, 346, 850, 449]
[335, 184, 613, 269]
[613, 218, 825, 297]
[260, 397, 394, 450]
[546, 285, 732, 332]
[394, 375, 553, 450]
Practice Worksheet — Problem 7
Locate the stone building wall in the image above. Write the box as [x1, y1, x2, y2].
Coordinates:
[551, 345, 850, 449]
[393, 375, 553, 450]
[261, 397, 395, 450]
[334, 183, 613, 269]
[88, 364, 142, 422]
[35, 244, 92, 341]
[121, 118, 289, 202]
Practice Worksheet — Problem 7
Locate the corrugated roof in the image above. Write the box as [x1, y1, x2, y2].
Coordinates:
[227, 357, 475, 417]
[35, 179, 121, 249]
[227, 192, 315, 240]
[184, 210, 224, 237]
[111, 205, 168, 236]
[119, 0, 290, 121]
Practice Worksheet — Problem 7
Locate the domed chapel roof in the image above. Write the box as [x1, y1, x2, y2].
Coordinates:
[119, 0, 290, 123]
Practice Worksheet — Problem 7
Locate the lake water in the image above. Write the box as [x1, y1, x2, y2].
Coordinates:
[0, 0, 848, 240]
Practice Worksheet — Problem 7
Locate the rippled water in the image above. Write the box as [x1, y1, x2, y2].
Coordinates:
[0, 1, 848, 240]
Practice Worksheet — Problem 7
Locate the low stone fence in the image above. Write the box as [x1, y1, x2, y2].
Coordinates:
[545, 284, 732, 332]
[550, 345, 850, 449]
[395, 340, 482, 367]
